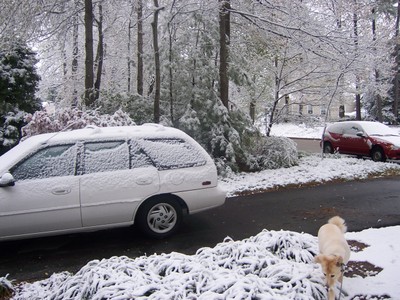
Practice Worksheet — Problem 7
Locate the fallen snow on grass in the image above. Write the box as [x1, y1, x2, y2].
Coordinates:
[220, 154, 400, 197]
[269, 123, 325, 139]
[346, 227, 400, 299]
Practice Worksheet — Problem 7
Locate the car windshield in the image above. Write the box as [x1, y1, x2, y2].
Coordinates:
[361, 122, 399, 136]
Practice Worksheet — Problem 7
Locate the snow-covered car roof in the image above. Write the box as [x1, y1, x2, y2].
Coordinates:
[327, 121, 398, 136]
[0, 124, 197, 173]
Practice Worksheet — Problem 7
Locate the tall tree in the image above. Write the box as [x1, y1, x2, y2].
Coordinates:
[94, 0, 104, 101]
[353, 0, 362, 120]
[151, 0, 163, 123]
[394, 0, 400, 122]
[137, 0, 144, 96]
[71, 0, 80, 107]
[84, 0, 95, 107]
[219, 0, 230, 110]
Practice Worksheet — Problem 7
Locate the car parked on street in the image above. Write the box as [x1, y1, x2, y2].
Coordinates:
[322, 121, 400, 162]
[0, 124, 226, 240]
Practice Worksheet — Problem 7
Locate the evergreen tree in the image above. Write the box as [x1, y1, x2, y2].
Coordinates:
[0, 41, 41, 153]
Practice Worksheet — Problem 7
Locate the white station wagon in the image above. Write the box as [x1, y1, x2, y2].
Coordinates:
[0, 124, 226, 240]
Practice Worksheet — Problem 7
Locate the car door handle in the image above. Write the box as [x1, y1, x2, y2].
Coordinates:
[136, 177, 153, 185]
[51, 188, 71, 195]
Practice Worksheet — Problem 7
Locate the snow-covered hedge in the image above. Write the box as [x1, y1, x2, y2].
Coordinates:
[254, 136, 298, 170]
[22, 108, 135, 139]
[11, 230, 326, 300]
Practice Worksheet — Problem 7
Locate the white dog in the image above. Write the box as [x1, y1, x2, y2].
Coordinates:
[315, 216, 351, 300]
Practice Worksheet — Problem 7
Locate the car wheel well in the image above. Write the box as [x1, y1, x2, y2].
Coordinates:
[323, 141, 334, 154]
[136, 194, 188, 220]
[134, 194, 187, 238]
[370, 145, 386, 162]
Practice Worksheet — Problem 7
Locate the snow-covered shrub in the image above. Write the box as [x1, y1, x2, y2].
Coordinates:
[22, 108, 135, 138]
[0, 111, 26, 155]
[255, 136, 299, 170]
[95, 92, 153, 125]
[12, 230, 326, 300]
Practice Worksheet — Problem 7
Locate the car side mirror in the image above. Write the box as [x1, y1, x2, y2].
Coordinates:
[356, 132, 365, 138]
[0, 172, 15, 187]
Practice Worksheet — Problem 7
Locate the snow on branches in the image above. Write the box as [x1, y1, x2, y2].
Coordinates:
[22, 108, 135, 139]
[11, 230, 326, 300]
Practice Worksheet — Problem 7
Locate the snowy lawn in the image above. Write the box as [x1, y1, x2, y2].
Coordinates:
[220, 154, 400, 197]
[2, 123, 400, 299]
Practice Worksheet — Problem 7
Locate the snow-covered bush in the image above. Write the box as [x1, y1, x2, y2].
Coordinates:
[22, 108, 135, 138]
[12, 230, 325, 300]
[95, 92, 153, 125]
[255, 136, 299, 170]
[0, 111, 26, 155]
[178, 98, 299, 174]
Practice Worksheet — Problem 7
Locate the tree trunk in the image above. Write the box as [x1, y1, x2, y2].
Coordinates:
[393, 0, 400, 123]
[137, 0, 144, 96]
[151, 0, 163, 123]
[127, 12, 132, 94]
[168, 23, 174, 124]
[372, 7, 382, 122]
[71, 0, 79, 107]
[84, 0, 94, 107]
[266, 56, 280, 137]
[219, 0, 230, 110]
[94, 1, 104, 101]
[353, 2, 361, 120]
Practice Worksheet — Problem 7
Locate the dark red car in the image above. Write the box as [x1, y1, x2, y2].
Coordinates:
[322, 121, 400, 162]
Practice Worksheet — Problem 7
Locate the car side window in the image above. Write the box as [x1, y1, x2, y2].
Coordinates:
[139, 138, 207, 170]
[343, 125, 362, 136]
[83, 141, 129, 174]
[129, 140, 154, 169]
[11, 144, 77, 181]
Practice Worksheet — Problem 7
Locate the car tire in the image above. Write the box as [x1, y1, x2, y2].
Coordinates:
[323, 142, 334, 154]
[371, 147, 386, 162]
[136, 197, 183, 239]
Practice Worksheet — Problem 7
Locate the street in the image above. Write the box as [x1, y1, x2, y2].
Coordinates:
[1, 175, 399, 283]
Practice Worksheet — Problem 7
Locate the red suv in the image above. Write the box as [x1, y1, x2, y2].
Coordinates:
[322, 121, 400, 162]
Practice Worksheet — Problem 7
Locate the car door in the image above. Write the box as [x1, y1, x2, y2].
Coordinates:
[341, 124, 369, 155]
[79, 140, 160, 227]
[0, 144, 81, 239]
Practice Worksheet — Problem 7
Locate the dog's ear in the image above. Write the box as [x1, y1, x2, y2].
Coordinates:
[335, 256, 344, 267]
[314, 255, 322, 264]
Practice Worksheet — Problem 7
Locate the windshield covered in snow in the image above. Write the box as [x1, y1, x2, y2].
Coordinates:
[361, 122, 399, 136]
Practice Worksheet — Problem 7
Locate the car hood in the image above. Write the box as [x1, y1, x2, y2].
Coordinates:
[372, 135, 400, 147]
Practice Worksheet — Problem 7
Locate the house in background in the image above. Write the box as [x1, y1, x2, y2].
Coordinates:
[278, 94, 356, 123]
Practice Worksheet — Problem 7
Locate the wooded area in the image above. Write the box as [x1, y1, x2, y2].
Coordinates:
[1, 0, 400, 171]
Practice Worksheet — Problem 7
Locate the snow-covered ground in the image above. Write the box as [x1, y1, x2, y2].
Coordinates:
[2, 123, 400, 299]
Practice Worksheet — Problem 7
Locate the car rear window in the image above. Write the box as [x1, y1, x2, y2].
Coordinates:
[138, 138, 207, 170]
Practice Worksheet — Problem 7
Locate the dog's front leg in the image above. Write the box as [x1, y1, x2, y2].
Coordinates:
[327, 287, 335, 300]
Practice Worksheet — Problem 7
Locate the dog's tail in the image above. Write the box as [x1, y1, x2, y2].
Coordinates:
[328, 216, 347, 233]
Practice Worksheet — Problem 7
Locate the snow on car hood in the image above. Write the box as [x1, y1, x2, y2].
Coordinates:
[372, 135, 400, 147]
